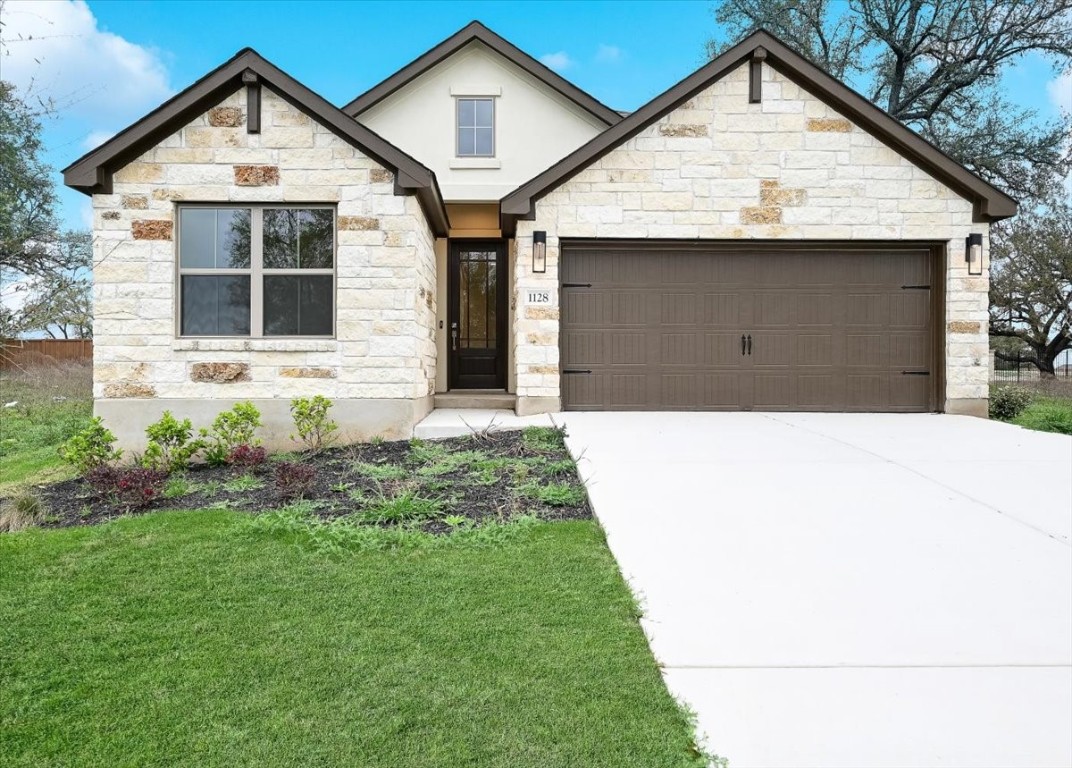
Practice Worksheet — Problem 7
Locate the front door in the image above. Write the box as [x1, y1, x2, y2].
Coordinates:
[448, 241, 507, 389]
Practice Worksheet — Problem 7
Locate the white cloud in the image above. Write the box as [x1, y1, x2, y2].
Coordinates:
[1047, 69, 1071, 114]
[0, 0, 173, 122]
[82, 129, 115, 150]
[596, 44, 623, 64]
[539, 51, 573, 72]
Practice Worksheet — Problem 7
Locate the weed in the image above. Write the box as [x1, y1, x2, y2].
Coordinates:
[351, 462, 408, 481]
[468, 468, 499, 486]
[519, 481, 586, 507]
[1014, 399, 1072, 434]
[330, 482, 353, 493]
[358, 487, 443, 524]
[162, 475, 193, 499]
[223, 474, 264, 493]
[543, 457, 576, 476]
[407, 438, 449, 464]
[369, 435, 385, 445]
[0, 492, 47, 532]
[522, 426, 566, 453]
[443, 514, 469, 528]
[416, 450, 487, 477]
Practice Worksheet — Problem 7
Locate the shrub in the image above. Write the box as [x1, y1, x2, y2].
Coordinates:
[989, 386, 1033, 420]
[290, 396, 338, 453]
[274, 461, 317, 499]
[0, 492, 47, 532]
[141, 411, 203, 473]
[200, 402, 263, 466]
[227, 444, 268, 472]
[58, 417, 123, 474]
[87, 466, 167, 509]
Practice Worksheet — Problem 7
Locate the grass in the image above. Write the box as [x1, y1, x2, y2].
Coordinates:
[0, 510, 708, 767]
[1012, 397, 1072, 435]
[0, 362, 93, 492]
[990, 380, 1072, 435]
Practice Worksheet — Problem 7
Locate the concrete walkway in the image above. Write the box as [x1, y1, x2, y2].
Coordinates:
[560, 413, 1072, 768]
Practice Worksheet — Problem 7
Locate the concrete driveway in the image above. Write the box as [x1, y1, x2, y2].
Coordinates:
[561, 413, 1072, 768]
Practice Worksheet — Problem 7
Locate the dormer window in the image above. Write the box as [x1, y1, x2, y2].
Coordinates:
[456, 97, 494, 157]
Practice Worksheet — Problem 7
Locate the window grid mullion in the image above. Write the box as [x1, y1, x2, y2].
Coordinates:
[251, 207, 264, 337]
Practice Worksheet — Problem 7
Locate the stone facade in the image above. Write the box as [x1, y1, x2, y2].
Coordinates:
[93, 87, 437, 446]
[512, 61, 989, 415]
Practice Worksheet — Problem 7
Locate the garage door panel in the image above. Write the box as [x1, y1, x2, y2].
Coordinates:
[609, 332, 646, 365]
[562, 330, 605, 366]
[703, 293, 742, 326]
[661, 293, 698, 325]
[704, 333, 744, 366]
[561, 245, 934, 412]
[795, 293, 835, 326]
[662, 333, 698, 366]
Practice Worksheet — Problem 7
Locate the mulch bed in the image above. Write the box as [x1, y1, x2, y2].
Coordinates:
[17, 430, 592, 532]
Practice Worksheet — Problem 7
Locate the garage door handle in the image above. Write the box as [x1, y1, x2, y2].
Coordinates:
[562, 283, 592, 288]
[747, 335, 752, 355]
[563, 369, 592, 374]
[741, 334, 747, 355]
[901, 371, 930, 375]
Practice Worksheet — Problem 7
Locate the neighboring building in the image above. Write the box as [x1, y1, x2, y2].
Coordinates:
[64, 22, 1016, 447]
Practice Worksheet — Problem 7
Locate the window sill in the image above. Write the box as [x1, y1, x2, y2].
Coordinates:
[173, 339, 338, 352]
[450, 157, 501, 170]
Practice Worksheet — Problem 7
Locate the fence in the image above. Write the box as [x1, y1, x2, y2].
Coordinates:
[991, 349, 1072, 382]
[0, 339, 94, 370]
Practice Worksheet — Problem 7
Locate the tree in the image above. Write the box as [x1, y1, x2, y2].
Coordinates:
[988, 198, 1072, 376]
[708, 0, 1072, 201]
[0, 231, 92, 339]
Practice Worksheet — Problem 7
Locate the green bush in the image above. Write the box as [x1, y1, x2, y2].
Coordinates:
[200, 402, 263, 466]
[290, 395, 338, 453]
[57, 417, 123, 474]
[989, 386, 1033, 420]
[141, 411, 203, 473]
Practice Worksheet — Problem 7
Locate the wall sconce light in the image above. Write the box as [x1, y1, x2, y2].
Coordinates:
[532, 231, 547, 274]
[965, 232, 983, 276]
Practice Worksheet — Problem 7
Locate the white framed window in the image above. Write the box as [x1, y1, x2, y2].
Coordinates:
[176, 205, 335, 338]
[456, 97, 495, 157]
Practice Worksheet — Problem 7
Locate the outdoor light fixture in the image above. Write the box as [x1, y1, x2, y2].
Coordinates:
[965, 232, 983, 276]
[532, 231, 547, 273]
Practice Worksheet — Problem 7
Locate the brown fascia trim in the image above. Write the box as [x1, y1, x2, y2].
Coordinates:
[62, 48, 450, 237]
[501, 29, 1017, 230]
[342, 20, 622, 127]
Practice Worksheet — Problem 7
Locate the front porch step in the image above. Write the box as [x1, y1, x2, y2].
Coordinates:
[434, 391, 517, 410]
[415, 409, 557, 439]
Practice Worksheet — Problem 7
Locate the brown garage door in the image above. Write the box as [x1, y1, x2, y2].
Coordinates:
[560, 243, 937, 412]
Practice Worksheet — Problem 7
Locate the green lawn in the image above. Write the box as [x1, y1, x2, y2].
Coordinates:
[1011, 396, 1072, 435]
[1, 510, 708, 767]
[0, 364, 92, 492]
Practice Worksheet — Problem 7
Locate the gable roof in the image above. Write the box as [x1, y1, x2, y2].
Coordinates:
[343, 20, 622, 127]
[63, 49, 450, 236]
[501, 29, 1017, 226]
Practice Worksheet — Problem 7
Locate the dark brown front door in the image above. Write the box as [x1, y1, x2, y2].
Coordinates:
[560, 243, 938, 412]
[449, 241, 507, 389]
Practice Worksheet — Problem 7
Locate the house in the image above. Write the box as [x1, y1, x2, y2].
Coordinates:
[64, 22, 1016, 448]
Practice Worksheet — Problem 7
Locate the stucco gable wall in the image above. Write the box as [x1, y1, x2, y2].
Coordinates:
[514, 61, 989, 413]
[92, 87, 437, 446]
[358, 42, 609, 201]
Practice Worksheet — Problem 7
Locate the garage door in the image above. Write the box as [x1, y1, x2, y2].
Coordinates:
[560, 243, 936, 412]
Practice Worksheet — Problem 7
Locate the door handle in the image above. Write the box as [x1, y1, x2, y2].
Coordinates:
[747, 335, 752, 355]
[741, 334, 747, 356]
[451, 323, 458, 351]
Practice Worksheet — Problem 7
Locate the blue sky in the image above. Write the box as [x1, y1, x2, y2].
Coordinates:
[1, 0, 1068, 232]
